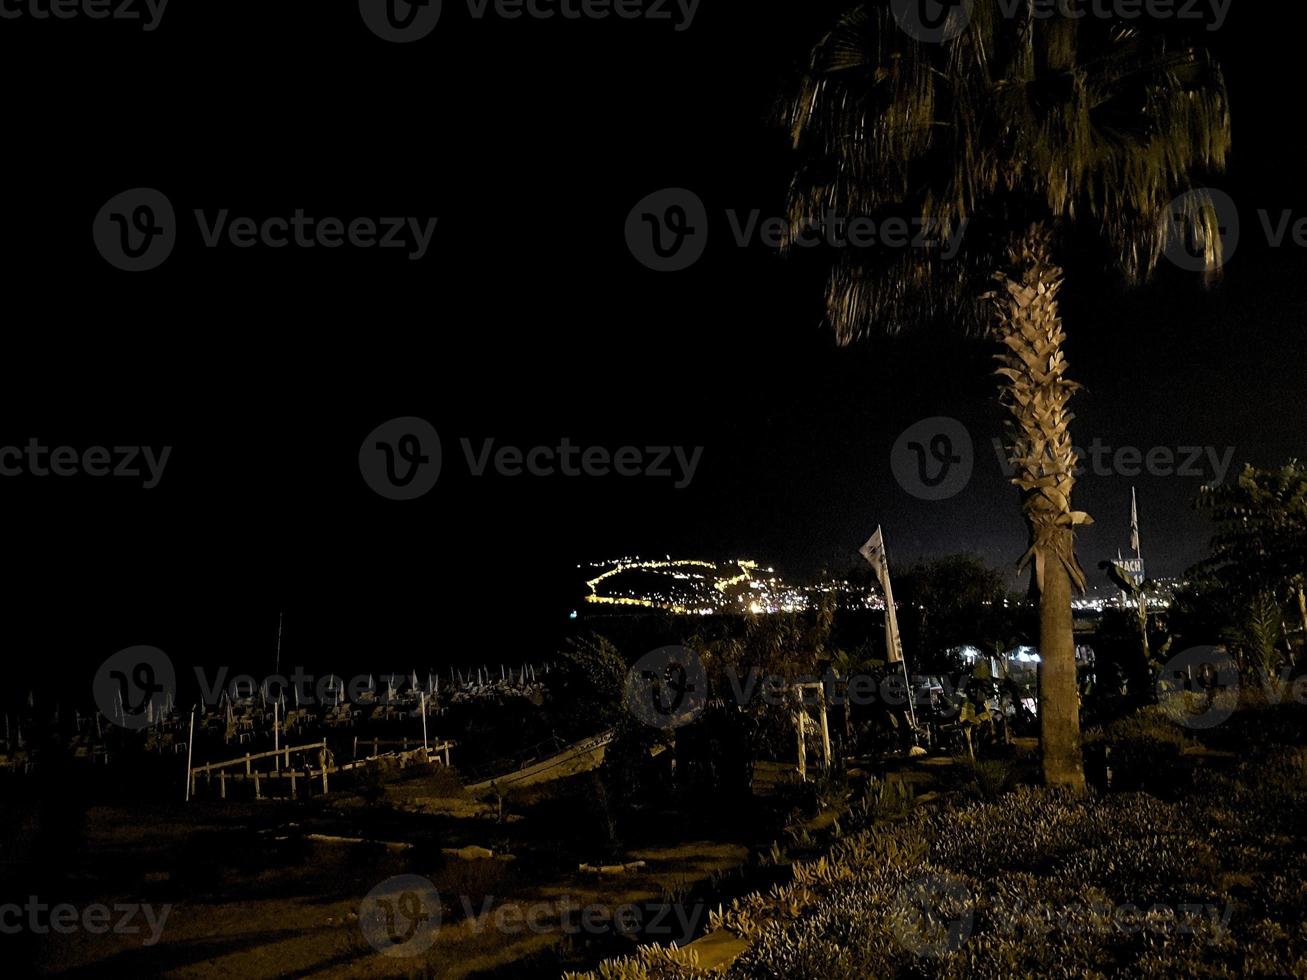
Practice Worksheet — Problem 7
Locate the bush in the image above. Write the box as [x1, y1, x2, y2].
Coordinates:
[948, 756, 1018, 802]
[550, 634, 627, 740]
[1085, 706, 1190, 796]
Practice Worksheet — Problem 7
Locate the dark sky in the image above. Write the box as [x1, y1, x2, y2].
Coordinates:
[1, 2, 1304, 683]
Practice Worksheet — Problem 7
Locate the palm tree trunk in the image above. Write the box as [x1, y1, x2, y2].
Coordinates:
[1038, 548, 1084, 791]
[992, 226, 1090, 794]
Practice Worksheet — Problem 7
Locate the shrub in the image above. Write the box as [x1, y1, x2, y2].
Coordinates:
[1085, 706, 1190, 796]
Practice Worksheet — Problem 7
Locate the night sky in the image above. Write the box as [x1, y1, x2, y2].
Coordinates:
[1, 2, 1304, 683]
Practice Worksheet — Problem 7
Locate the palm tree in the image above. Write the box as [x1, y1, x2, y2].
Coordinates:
[1195, 461, 1307, 639]
[786, 3, 1230, 790]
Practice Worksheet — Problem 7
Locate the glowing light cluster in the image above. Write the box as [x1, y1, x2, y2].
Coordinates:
[581, 556, 875, 616]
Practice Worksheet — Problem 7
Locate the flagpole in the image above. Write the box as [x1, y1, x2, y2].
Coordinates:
[860, 525, 919, 738]
[880, 567, 918, 732]
[420, 692, 429, 757]
[184, 705, 196, 803]
[1131, 486, 1148, 636]
[1131, 486, 1142, 565]
[1116, 548, 1127, 610]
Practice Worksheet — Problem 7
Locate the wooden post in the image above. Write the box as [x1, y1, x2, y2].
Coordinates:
[818, 688, 832, 770]
[290, 772, 297, 798]
[420, 693, 429, 755]
[320, 742, 329, 794]
[219, 771, 226, 800]
[254, 771, 262, 799]
[274, 701, 280, 772]
[795, 711, 807, 782]
[245, 753, 251, 776]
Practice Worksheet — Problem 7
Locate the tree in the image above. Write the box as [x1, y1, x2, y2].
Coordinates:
[692, 601, 839, 773]
[549, 633, 627, 739]
[1194, 461, 1307, 635]
[895, 554, 1022, 669]
[1180, 462, 1307, 680]
[785, 4, 1229, 790]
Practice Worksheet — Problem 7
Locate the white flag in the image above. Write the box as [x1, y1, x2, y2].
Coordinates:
[1130, 487, 1140, 554]
[860, 526, 905, 663]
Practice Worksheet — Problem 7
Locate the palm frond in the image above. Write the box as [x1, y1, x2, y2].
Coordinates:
[784, 0, 1232, 341]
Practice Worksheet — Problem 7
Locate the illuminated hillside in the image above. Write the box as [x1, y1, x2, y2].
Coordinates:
[580, 556, 876, 615]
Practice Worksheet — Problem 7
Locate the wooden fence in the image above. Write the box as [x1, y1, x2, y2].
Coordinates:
[189, 740, 332, 801]
[188, 738, 455, 802]
[353, 736, 454, 765]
